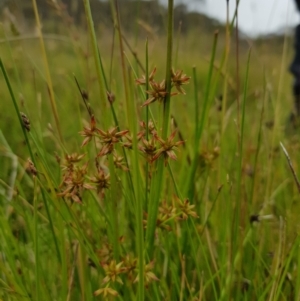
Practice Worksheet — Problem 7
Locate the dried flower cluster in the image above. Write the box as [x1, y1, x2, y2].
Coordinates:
[138, 120, 184, 165]
[154, 197, 198, 231]
[88, 167, 110, 195]
[134, 67, 189, 164]
[79, 115, 128, 152]
[57, 153, 93, 203]
[199, 147, 220, 171]
[136, 67, 190, 107]
[78, 115, 184, 170]
[94, 255, 158, 298]
[58, 117, 183, 203]
[79, 115, 129, 170]
[54, 65, 192, 299]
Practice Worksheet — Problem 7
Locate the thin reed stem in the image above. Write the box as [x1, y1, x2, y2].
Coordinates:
[185, 31, 218, 200]
[220, 48, 251, 301]
[146, 0, 174, 257]
[235, 0, 241, 150]
[0, 58, 61, 264]
[145, 39, 150, 211]
[31, 0, 63, 144]
[83, 0, 120, 260]
[33, 176, 40, 300]
[82, 0, 108, 118]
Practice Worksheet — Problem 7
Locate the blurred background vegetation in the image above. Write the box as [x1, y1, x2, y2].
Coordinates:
[0, 0, 295, 178]
[2, 0, 218, 34]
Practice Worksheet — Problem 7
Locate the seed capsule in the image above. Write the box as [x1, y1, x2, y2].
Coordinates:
[26, 158, 37, 176]
[20, 112, 30, 132]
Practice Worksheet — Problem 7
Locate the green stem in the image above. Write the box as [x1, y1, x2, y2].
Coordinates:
[193, 67, 199, 149]
[83, 0, 120, 259]
[31, 0, 63, 145]
[185, 31, 218, 201]
[162, 0, 174, 139]
[126, 67, 145, 299]
[0, 58, 61, 264]
[220, 49, 251, 301]
[95, 45, 136, 210]
[109, 1, 144, 297]
[33, 176, 40, 301]
[82, 0, 108, 119]
[146, 0, 174, 257]
[145, 39, 150, 211]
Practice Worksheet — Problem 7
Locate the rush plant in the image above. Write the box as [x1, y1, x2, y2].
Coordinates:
[0, 0, 299, 300]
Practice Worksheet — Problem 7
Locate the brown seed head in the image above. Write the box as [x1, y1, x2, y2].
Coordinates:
[20, 112, 30, 132]
[171, 69, 191, 94]
[25, 158, 37, 176]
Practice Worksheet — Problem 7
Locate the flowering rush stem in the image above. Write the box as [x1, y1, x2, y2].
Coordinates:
[146, 0, 174, 257]
[0, 58, 61, 263]
[32, 0, 64, 145]
[162, 0, 174, 139]
[82, 0, 108, 120]
[83, 0, 120, 260]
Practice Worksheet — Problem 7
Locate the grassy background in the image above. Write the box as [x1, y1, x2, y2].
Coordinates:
[1, 1, 300, 300]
